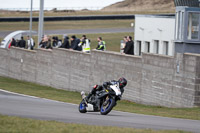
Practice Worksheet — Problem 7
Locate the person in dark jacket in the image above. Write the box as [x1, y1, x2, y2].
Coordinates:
[10, 38, 16, 47]
[18, 36, 26, 48]
[52, 36, 58, 47]
[124, 36, 134, 55]
[40, 35, 52, 49]
[70, 35, 82, 51]
[60, 35, 70, 49]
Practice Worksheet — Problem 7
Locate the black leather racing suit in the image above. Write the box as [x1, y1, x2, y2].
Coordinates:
[87, 80, 124, 100]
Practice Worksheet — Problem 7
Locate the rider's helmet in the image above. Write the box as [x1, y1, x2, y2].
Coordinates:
[118, 77, 127, 88]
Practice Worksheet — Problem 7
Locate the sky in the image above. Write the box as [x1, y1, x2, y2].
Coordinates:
[0, 0, 124, 10]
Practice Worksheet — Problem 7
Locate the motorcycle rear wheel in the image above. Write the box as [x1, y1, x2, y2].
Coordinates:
[100, 97, 115, 115]
[79, 100, 87, 113]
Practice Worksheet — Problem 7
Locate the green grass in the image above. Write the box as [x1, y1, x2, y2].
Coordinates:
[0, 115, 189, 133]
[0, 19, 134, 31]
[0, 76, 200, 120]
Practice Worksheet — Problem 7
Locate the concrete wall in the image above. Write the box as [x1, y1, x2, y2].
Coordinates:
[0, 47, 199, 108]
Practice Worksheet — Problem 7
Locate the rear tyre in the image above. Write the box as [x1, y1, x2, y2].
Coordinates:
[100, 97, 115, 115]
[79, 100, 87, 113]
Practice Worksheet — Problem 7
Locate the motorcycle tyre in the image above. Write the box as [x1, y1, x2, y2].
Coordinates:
[100, 98, 116, 115]
[79, 100, 87, 113]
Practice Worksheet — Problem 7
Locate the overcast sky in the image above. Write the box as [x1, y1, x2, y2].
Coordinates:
[0, 0, 124, 10]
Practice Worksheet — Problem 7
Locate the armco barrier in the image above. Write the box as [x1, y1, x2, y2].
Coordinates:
[0, 47, 199, 108]
[0, 15, 135, 22]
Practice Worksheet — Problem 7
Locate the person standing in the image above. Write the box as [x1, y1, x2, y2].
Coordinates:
[10, 38, 16, 47]
[70, 35, 82, 51]
[18, 36, 26, 48]
[124, 36, 134, 55]
[40, 35, 52, 49]
[78, 35, 91, 53]
[96, 37, 106, 51]
[27, 36, 35, 50]
[52, 36, 58, 47]
[60, 35, 70, 49]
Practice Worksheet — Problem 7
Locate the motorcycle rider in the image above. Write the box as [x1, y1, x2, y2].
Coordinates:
[85, 77, 127, 102]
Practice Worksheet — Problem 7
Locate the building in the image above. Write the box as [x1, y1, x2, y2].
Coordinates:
[134, 0, 200, 56]
[134, 15, 175, 56]
[175, 6, 200, 54]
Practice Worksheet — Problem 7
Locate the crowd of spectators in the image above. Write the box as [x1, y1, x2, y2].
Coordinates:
[8, 34, 134, 55]
[38, 34, 94, 53]
[8, 36, 33, 49]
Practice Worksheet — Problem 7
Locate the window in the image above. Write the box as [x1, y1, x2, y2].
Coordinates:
[175, 11, 185, 40]
[144, 41, 150, 53]
[154, 40, 159, 54]
[175, 12, 179, 40]
[187, 12, 199, 40]
[178, 12, 183, 40]
[136, 41, 142, 56]
[163, 41, 169, 55]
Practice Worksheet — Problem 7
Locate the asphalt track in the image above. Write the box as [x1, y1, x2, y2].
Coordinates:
[0, 89, 200, 133]
[0, 28, 133, 38]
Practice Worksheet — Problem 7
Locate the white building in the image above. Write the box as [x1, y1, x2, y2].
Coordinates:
[134, 15, 175, 56]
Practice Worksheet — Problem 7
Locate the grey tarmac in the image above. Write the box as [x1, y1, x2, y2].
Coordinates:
[0, 89, 200, 133]
[0, 28, 134, 38]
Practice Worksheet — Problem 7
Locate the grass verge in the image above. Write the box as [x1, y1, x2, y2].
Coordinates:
[0, 19, 134, 31]
[0, 114, 189, 133]
[0, 76, 199, 120]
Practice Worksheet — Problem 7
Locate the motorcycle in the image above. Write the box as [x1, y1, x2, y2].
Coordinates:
[78, 82, 122, 115]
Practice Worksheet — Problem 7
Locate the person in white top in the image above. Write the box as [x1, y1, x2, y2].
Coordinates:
[27, 35, 35, 50]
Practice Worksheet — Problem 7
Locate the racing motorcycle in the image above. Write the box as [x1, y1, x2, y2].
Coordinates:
[78, 82, 122, 115]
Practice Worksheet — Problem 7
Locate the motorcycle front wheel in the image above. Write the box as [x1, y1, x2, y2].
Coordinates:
[79, 100, 87, 113]
[100, 97, 116, 115]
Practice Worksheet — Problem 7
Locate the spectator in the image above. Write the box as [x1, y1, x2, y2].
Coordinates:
[96, 37, 106, 51]
[15, 39, 19, 47]
[40, 35, 52, 49]
[60, 34, 70, 49]
[52, 36, 58, 47]
[57, 39, 62, 48]
[78, 35, 91, 53]
[123, 36, 128, 49]
[18, 36, 26, 48]
[10, 38, 16, 47]
[46, 36, 52, 49]
[39, 36, 45, 48]
[124, 36, 134, 55]
[27, 36, 35, 50]
[121, 36, 128, 53]
[70, 35, 81, 51]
